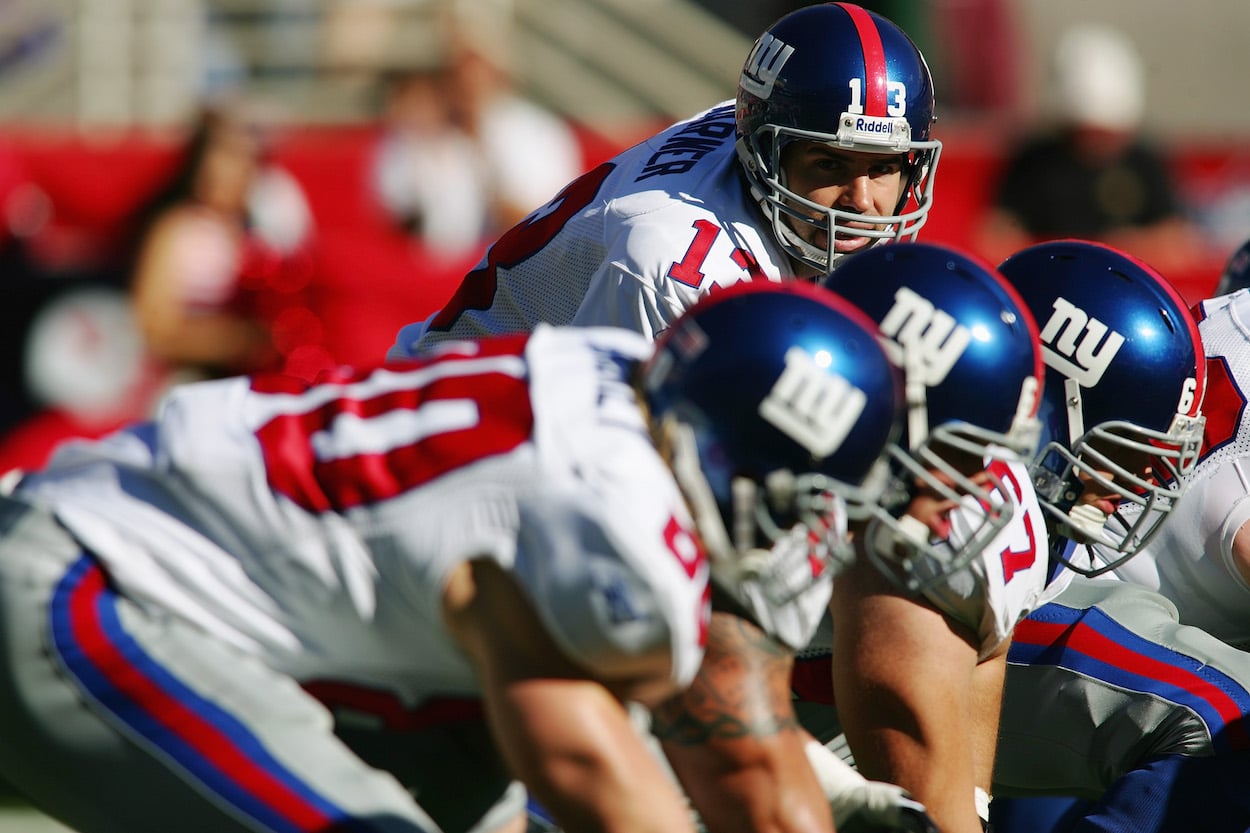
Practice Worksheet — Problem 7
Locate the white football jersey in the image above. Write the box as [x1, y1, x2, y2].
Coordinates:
[17, 326, 712, 705]
[1104, 288, 1250, 648]
[388, 101, 793, 357]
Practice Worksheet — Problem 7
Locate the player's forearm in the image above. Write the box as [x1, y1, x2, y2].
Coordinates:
[495, 676, 697, 833]
[831, 563, 984, 833]
[675, 748, 832, 833]
[449, 561, 697, 833]
[970, 644, 1010, 799]
[654, 611, 834, 833]
[840, 720, 981, 833]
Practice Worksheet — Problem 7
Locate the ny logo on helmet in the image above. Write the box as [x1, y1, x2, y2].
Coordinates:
[877, 287, 970, 387]
[759, 347, 866, 457]
[741, 33, 795, 99]
[1038, 297, 1124, 387]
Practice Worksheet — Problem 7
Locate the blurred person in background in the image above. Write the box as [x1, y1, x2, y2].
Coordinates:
[0, 100, 318, 478]
[0, 286, 167, 479]
[371, 65, 493, 260]
[127, 98, 315, 385]
[975, 22, 1207, 278]
[368, 5, 582, 261]
[439, 9, 583, 236]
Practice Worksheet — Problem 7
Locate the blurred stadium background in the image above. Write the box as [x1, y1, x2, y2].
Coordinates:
[5, 0, 1250, 138]
[2, 0, 1250, 828]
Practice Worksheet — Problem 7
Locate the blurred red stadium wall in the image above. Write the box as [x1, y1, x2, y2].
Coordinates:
[0, 121, 1235, 377]
[0, 120, 1242, 475]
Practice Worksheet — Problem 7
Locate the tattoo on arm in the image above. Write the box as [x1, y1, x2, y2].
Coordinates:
[651, 611, 799, 746]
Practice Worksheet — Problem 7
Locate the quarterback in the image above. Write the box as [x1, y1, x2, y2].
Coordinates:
[389, 2, 940, 354]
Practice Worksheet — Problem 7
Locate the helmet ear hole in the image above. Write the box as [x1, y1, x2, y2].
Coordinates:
[901, 152, 932, 209]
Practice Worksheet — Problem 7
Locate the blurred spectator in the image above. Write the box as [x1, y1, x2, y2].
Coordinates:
[371, 66, 491, 260]
[927, 0, 1019, 116]
[0, 99, 321, 476]
[369, 9, 582, 259]
[1214, 234, 1250, 296]
[127, 98, 316, 384]
[440, 11, 582, 233]
[974, 22, 1208, 277]
[0, 286, 167, 476]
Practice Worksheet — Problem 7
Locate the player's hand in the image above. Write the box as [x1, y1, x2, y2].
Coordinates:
[805, 740, 939, 833]
[834, 784, 939, 833]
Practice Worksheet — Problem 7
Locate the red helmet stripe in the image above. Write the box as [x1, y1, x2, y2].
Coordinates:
[838, 3, 888, 115]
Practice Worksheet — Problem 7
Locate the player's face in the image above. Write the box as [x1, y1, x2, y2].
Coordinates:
[898, 445, 995, 540]
[1071, 443, 1155, 516]
[779, 141, 907, 256]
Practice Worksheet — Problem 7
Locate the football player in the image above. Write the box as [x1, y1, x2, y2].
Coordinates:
[796, 241, 1047, 833]
[0, 282, 902, 833]
[801, 240, 1241, 833]
[981, 241, 1250, 833]
[388, 1, 940, 354]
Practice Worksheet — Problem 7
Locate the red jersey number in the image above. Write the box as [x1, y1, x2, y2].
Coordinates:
[1200, 355, 1247, 462]
[989, 460, 1039, 584]
[667, 220, 767, 288]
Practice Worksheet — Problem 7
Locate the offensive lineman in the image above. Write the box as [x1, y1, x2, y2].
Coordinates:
[990, 245, 1250, 832]
[796, 240, 1218, 833]
[0, 282, 903, 833]
[800, 241, 1050, 833]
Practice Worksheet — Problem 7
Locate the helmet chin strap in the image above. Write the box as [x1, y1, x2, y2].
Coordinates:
[868, 512, 931, 553]
[663, 415, 830, 653]
[731, 477, 775, 578]
[663, 417, 735, 569]
[663, 417, 812, 583]
[1058, 376, 1112, 542]
[745, 135, 838, 273]
[776, 216, 833, 272]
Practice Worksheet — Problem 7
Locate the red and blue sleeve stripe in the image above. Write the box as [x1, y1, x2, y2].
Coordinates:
[1010, 601, 1250, 754]
[49, 555, 381, 833]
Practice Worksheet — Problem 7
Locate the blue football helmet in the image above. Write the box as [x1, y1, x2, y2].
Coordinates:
[641, 280, 903, 646]
[823, 242, 1044, 592]
[736, 2, 941, 273]
[997, 240, 1206, 574]
[1215, 236, 1250, 296]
